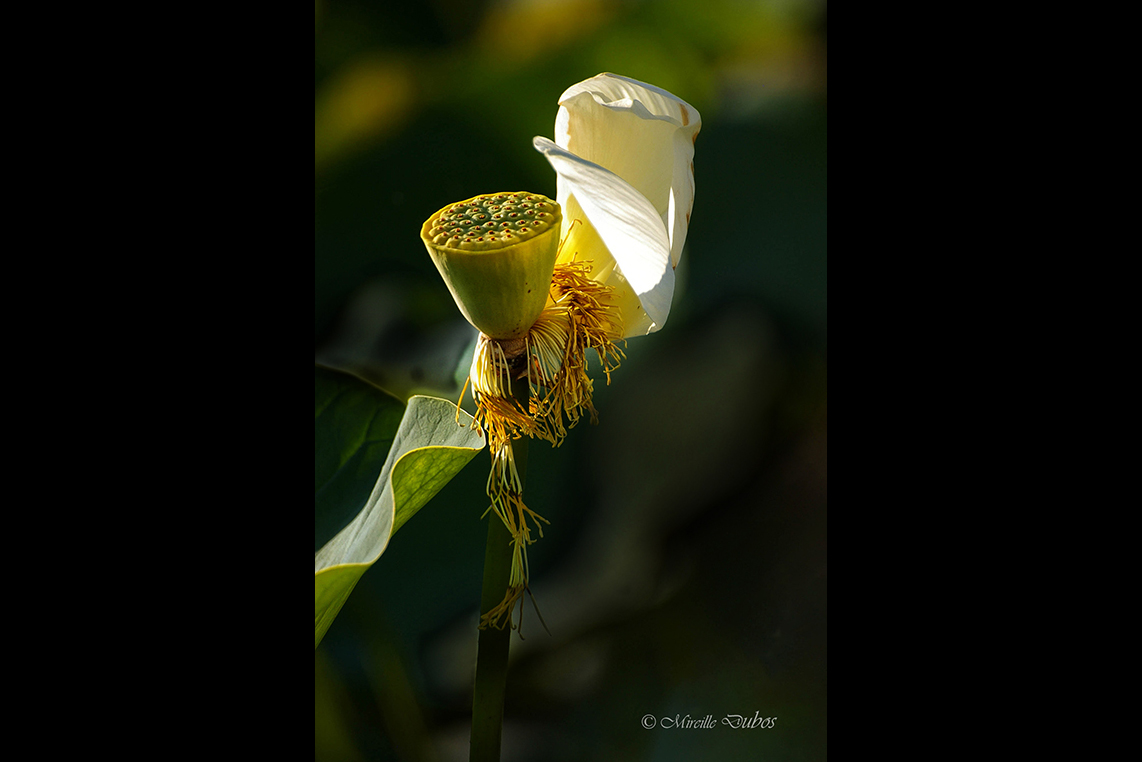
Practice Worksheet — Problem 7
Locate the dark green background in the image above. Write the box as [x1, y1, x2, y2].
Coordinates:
[316, 0, 826, 759]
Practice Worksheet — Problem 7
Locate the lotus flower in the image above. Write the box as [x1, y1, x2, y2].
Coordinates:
[422, 74, 700, 629]
[533, 72, 701, 337]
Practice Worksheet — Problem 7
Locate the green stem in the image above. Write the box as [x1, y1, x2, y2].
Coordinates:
[470, 377, 529, 762]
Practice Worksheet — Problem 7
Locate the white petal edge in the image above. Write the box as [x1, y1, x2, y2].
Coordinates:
[558, 73, 702, 133]
[533, 136, 674, 333]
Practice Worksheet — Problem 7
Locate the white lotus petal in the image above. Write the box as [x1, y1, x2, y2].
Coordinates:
[533, 136, 673, 336]
[555, 73, 700, 268]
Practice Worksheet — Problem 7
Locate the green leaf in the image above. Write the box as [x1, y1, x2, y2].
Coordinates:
[315, 366, 484, 648]
[315, 366, 406, 552]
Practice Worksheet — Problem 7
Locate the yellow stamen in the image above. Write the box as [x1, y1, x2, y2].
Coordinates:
[465, 259, 625, 630]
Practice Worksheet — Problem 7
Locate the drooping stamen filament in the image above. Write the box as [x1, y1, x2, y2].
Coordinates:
[466, 260, 626, 629]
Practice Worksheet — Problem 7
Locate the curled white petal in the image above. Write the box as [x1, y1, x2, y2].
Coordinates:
[533, 136, 673, 336]
[555, 73, 700, 269]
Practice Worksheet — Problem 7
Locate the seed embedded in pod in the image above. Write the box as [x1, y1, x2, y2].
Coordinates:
[422, 192, 564, 249]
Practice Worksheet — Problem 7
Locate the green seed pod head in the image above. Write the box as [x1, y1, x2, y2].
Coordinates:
[421, 192, 563, 339]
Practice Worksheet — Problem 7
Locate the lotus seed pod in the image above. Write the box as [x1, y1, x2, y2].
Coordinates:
[421, 192, 563, 339]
